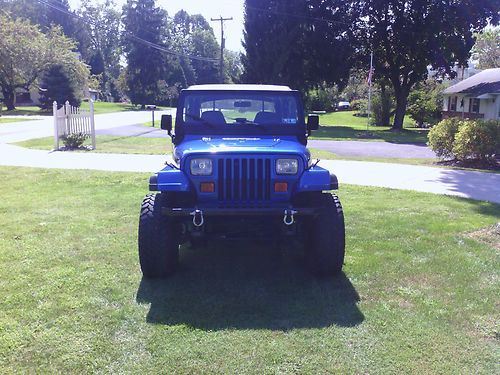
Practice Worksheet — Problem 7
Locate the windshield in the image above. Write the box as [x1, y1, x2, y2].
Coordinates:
[181, 92, 301, 126]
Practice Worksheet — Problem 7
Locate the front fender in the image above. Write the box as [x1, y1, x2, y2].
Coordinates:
[149, 165, 191, 192]
[297, 166, 338, 192]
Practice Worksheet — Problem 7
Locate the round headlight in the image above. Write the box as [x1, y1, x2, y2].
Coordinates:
[190, 158, 213, 175]
[276, 158, 298, 175]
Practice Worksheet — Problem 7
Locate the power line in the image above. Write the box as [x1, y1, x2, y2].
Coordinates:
[36, 0, 218, 64]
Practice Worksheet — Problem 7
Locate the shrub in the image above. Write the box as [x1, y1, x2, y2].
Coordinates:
[304, 86, 338, 112]
[407, 80, 444, 127]
[350, 99, 367, 113]
[428, 118, 463, 158]
[452, 120, 500, 161]
[61, 132, 89, 150]
[371, 89, 394, 126]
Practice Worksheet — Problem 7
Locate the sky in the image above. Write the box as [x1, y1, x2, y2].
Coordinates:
[67, 0, 245, 52]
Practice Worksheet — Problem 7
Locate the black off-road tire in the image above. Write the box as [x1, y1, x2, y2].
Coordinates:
[307, 193, 345, 276]
[138, 193, 179, 278]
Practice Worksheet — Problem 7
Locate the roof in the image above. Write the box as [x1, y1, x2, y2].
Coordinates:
[443, 68, 500, 96]
[184, 84, 293, 92]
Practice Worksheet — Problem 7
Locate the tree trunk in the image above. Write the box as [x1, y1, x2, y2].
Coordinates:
[2, 87, 16, 111]
[393, 89, 409, 130]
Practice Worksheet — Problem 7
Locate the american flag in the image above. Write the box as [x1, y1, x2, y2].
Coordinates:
[367, 67, 374, 84]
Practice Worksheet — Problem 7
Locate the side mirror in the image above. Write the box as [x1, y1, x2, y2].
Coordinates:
[161, 114, 172, 134]
[307, 115, 319, 135]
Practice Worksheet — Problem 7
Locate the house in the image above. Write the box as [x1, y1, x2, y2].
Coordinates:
[442, 68, 500, 120]
[15, 86, 100, 106]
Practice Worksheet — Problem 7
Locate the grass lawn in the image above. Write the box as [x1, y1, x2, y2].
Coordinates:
[0, 167, 498, 373]
[15, 135, 171, 154]
[314, 111, 429, 144]
[0, 117, 37, 124]
[1, 106, 46, 116]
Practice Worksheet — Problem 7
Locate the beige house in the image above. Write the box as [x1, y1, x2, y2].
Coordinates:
[442, 68, 500, 120]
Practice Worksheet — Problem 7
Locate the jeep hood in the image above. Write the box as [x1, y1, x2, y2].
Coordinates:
[174, 136, 308, 160]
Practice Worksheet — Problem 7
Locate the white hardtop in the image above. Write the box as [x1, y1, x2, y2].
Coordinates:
[185, 84, 293, 92]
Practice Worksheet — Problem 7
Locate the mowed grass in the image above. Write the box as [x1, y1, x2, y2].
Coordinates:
[15, 135, 171, 155]
[314, 111, 429, 144]
[0, 167, 499, 373]
[0, 117, 37, 124]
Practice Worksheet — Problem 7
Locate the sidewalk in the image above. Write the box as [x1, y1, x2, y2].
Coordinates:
[1, 143, 499, 204]
[0, 109, 173, 143]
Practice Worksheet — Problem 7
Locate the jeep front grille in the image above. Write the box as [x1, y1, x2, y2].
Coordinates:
[217, 158, 271, 203]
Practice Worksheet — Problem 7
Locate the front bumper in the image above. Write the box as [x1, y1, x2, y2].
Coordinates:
[162, 206, 318, 217]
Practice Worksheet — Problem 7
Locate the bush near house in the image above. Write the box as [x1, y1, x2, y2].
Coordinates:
[453, 120, 500, 162]
[428, 118, 462, 158]
[429, 118, 500, 162]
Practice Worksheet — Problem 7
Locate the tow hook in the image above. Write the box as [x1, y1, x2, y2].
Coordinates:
[190, 209, 204, 227]
[283, 209, 297, 226]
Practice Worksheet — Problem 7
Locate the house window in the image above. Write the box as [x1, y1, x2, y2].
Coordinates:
[469, 98, 480, 113]
[449, 96, 457, 111]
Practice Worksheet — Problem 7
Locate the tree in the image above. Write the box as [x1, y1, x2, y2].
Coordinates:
[224, 50, 243, 83]
[407, 80, 444, 127]
[0, 14, 89, 110]
[77, 0, 122, 100]
[242, 0, 355, 92]
[472, 28, 500, 70]
[355, 0, 498, 129]
[38, 64, 80, 110]
[169, 10, 219, 86]
[122, 0, 167, 108]
[0, 0, 77, 38]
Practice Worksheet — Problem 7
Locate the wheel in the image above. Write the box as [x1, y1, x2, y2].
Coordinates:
[138, 193, 179, 278]
[306, 192, 345, 276]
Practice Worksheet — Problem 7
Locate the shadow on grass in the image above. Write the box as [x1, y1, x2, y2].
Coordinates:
[137, 241, 364, 331]
[313, 125, 429, 145]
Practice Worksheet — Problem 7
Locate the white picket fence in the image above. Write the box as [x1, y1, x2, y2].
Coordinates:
[53, 100, 96, 150]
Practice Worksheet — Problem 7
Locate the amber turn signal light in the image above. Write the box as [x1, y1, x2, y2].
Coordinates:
[200, 182, 215, 193]
[274, 182, 288, 192]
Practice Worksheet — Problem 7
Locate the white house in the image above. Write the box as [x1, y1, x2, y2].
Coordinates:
[442, 68, 500, 120]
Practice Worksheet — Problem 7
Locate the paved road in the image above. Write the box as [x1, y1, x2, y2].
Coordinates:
[308, 139, 436, 159]
[0, 109, 174, 143]
[96, 124, 436, 159]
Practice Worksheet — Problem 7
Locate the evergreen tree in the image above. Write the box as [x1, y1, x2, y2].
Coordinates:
[38, 64, 80, 110]
[122, 0, 167, 108]
[242, 0, 354, 91]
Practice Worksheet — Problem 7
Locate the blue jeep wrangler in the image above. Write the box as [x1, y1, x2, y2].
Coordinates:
[138, 84, 345, 277]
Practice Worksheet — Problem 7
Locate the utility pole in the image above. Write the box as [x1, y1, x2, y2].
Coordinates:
[367, 51, 374, 131]
[211, 16, 233, 83]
